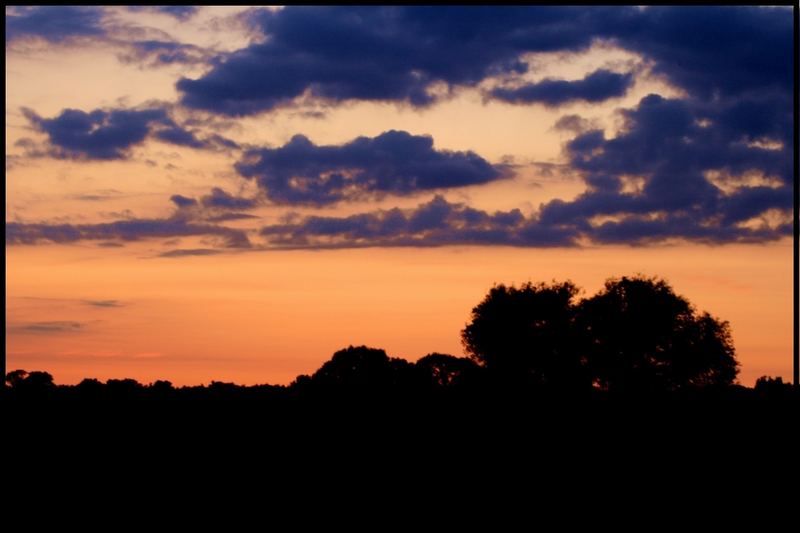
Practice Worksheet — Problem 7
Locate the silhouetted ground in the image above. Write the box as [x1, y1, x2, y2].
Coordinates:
[6, 375, 796, 520]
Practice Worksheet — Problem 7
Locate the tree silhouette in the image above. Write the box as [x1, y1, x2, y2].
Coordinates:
[461, 281, 586, 388]
[415, 353, 481, 389]
[6, 369, 29, 388]
[308, 345, 417, 393]
[578, 276, 738, 391]
[5, 369, 55, 391]
[462, 276, 739, 392]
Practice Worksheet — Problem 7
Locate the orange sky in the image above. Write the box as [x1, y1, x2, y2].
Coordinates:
[5, 7, 795, 387]
[6, 239, 793, 386]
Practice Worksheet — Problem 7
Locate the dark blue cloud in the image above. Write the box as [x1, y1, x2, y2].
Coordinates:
[176, 6, 790, 115]
[177, 6, 613, 115]
[207, 213, 259, 223]
[6, 6, 106, 43]
[126, 6, 201, 20]
[259, 187, 788, 250]
[152, 123, 207, 149]
[23, 107, 170, 159]
[120, 40, 211, 67]
[613, 6, 792, 101]
[170, 189, 259, 211]
[260, 195, 571, 248]
[200, 188, 259, 209]
[491, 69, 634, 106]
[23, 106, 239, 160]
[236, 130, 507, 205]
[536, 92, 792, 244]
[170, 195, 198, 208]
[258, 87, 791, 248]
[6, 218, 251, 249]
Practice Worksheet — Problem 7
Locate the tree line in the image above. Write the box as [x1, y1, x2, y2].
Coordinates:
[5, 275, 795, 400]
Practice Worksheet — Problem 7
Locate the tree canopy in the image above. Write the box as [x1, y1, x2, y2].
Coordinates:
[462, 276, 739, 392]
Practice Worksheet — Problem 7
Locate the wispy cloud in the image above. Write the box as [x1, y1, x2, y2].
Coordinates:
[83, 299, 123, 308]
[158, 248, 223, 258]
[14, 321, 84, 334]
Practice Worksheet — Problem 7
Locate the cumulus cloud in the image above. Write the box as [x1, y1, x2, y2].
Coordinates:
[536, 92, 792, 244]
[8, 7, 791, 250]
[491, 69, 634, 106]
[235, 130, 508, 205]
[176, 6, 593, 115]
[21, 106, 238, 160]
[176, 6, 791, 115]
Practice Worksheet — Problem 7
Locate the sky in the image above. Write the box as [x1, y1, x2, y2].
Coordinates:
[5, 6, 795, 386]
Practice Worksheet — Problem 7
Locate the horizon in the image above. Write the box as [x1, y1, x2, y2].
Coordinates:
[6, 6, 795, 387]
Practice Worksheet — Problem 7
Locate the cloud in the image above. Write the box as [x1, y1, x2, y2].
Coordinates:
[6, 217, 251, 249]
[261, 195, 574, 248]
[15, 321, 84, 334]
[158, 248, 223, 258]
[176, 7, 790, 115]
[536, 92, 792, 244]
[552, 115, 599, 134]
[176, 6, 603, 115]
[236, 130, 508, 205]
[6, 6, 106, 44]
[170, 195, 199, 208]
[258, 97, 793, 249]
[200, 188, 259, 209]
[118, 40, 213, 67]
[614, 6, 792, 102]
[7, 6, 210, 61]
[22, 107, 166, 159]
[260, 188, 789, 250]
[206, 213, 260, 223]
[491, 69, 634, 106]
[22, 106, 239, 160]
[169, 189, 260, 220]
[83, 300, 123, 308]
[126, 6, 201, 20]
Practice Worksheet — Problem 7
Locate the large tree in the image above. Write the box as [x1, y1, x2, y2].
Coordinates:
[461, 276, 739, 391]
[578, 276, 738, 391]
[461, 281, 586, 388]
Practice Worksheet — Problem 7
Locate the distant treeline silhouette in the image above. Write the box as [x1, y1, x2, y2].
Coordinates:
[5, 276, 796, 401]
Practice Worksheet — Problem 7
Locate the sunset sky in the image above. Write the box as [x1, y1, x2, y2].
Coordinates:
[6, 6, 794, 386]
